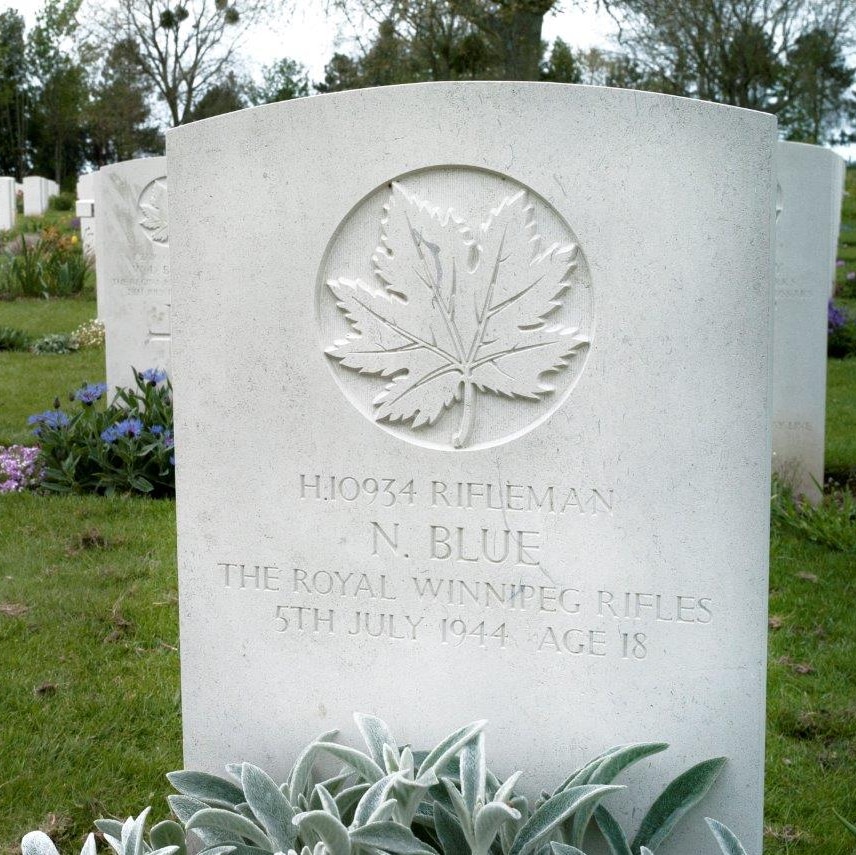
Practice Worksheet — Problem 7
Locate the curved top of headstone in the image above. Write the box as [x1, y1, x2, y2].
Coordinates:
[169, 80, 775, 139]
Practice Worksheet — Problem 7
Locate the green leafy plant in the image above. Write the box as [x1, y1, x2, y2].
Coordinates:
[30, 332, 78, 354]
[771, 478, 856, 552]
[0, 325, 31, 351]
[29, 369, 174, 497]
[0, 228, 90, 299]
[20, 714, 735, 855]
[49, 191, 76, 212]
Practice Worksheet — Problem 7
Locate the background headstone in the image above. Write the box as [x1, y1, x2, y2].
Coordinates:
[773, 142, 841, 502]
[23, 176, 49, 216]
[76, 171, 98, 262]
[829, 156, 846, 297]
[0, 176, 15, 231]
[168, 83, 775, 855]
[96, 157, 170, 391]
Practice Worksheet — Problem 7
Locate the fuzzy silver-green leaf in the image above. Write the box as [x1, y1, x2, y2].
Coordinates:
[292, 810, 350, 855]
[21, 832, 60, 855]
[510, 786, 622, 855]
[168, 772, 245, 809]
[593, 806, 632, 855]
[348, 821, 437, 855]
[186, 808, 271, 849]
[630, 758, 726, 853]
[241, 763, 296, 851]
[705, 818, 749, 855]
[316, 742, 384, 784]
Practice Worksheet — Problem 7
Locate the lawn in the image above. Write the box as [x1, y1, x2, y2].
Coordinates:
[1, 195, 855, 854]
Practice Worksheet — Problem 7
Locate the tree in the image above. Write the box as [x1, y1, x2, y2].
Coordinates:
[778, 27, 855, 143]
[86, 37, 162, 164]
[27, 0, 88, 186]
[103, 0, 273, 126]
[540, 37, 581, 82]
[0, 10, 29, 179]
[601, 0, 856, 113]
[247, 57, 309, 104]
[187, 71, 246, 120]
[329, 0, 561, 81]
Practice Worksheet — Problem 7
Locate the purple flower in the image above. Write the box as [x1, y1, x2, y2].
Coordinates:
[70, 217, 81, 230]
[0, 445, 42, 492]
[829, 300, 848, 332]
[74, 382, 108, 405]
[27, 410, 70, 436]
[169, 454, 175, 466]
[140, 368, 168, 385]
[101, 418, 143, 443]
[837, 259, 845, 267]
[847, 272, 855, 282]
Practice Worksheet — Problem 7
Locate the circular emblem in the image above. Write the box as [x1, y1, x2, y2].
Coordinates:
[318, 167, 593, 451]
[138, 177, 168, 245]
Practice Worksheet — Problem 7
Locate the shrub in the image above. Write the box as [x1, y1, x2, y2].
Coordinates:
[20, 713, 738, 855]
[0, 228, 90, 298]
[0, 445, 42, 492]
[70, 318, 105, 349]
[771, 478, 856, 552]
[48, 191, 75, 211]
[30, 332, 78, 354]
[0, 326, 30, 351]
[29, 368, 174, 496]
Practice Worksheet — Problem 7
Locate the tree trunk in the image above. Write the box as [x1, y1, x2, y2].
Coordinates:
[499, 7, 544, 80]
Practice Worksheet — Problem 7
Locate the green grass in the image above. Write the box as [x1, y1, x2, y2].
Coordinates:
[0, 349, 105, 446]
[0, 494, 180, 852]
[0, 295, 102, 445]
[0, 297, 97, 337]
[1, 181, 855, 853]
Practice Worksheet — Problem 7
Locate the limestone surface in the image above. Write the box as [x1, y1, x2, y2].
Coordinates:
[167, 83, 776, 855]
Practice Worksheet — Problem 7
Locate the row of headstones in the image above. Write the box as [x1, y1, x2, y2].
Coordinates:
[72, 86, 844, 854]
[0, 175, 61, 229]
[83, 143, 843, 502]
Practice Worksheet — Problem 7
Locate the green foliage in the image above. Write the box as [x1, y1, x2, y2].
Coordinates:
[31, 370, 175, 497]
[0, 229, 90, 299]
[828, 319, 856, 358]
[30, 332, 77, 354]
[49, 190, 76, 211]
[165, 714, 724, 855]
[248, 57, 310, 105]
[19, 714, 730, 855]
[0, 325, 31, 351]
[771, 479, 856, 552]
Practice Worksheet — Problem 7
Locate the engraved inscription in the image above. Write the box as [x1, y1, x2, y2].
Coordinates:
[318, 168, 594, 451]
[138, 177, 168, 244]
[221, 564, 714, 659]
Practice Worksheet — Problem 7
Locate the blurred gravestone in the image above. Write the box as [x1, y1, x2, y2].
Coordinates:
[0, 177, 15, 231]
[76, 172, 98, 261]
[773, 142, 843, 502]
[168, 83, 776, 855]
[23, 176, 49, 216]
[96, 157, 170, 391]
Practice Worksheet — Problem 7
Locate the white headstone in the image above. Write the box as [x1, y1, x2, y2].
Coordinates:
[168, 83, 776, 855]
[773, 142, 840, 502]
[0, 177, 15, 231]
[47, 179, 59, 198]
[23, 176, 49, 216]
[76, 171, 98, 261]
[829, 156, 846, 297]
[96, 157, 169, 392]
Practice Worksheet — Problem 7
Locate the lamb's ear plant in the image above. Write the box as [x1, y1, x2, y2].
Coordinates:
[704, 818, 748, 855]
[22, 713, 732, 855]
[593, 755, 726, 854]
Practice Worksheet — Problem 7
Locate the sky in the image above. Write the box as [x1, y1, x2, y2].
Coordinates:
[5, 0, 854, 159]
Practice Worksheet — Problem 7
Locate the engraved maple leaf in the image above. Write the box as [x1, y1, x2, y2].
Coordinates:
[326, 183, 588, 448]
[139, 178, 168, 243]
